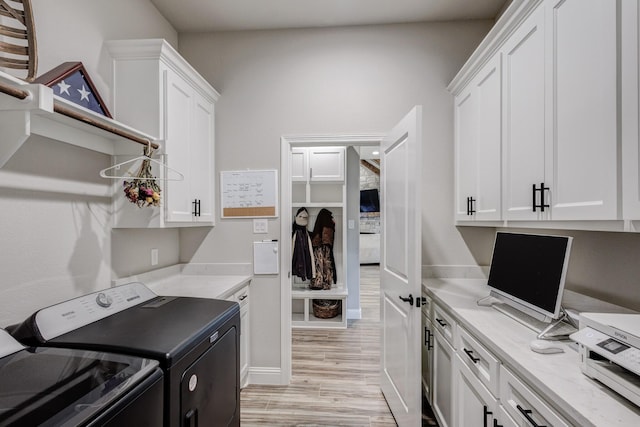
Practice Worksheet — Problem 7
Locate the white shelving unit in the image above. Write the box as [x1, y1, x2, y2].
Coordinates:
[291, 147, 348, 329]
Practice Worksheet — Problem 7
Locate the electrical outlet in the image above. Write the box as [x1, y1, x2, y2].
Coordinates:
[151, 248, 158, 266]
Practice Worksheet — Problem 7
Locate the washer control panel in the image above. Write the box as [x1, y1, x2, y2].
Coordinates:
[34, 282, 158, 341]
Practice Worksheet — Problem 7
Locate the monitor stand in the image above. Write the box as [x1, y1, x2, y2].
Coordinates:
[476, 296, 578, 340]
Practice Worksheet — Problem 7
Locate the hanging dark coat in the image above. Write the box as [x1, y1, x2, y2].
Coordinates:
[291, 207, 315, 281]
[309, 208, 337, 290]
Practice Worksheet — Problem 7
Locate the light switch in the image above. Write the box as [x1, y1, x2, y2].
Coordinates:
[253, 218, 268, 233]
[348, 219, 355, 229]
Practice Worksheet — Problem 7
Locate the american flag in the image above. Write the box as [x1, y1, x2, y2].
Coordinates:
[54, 69, 108, 116]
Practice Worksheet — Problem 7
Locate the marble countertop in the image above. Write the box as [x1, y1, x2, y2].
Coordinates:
[114, 264, 252, 300]
[423, 278, 640, 427]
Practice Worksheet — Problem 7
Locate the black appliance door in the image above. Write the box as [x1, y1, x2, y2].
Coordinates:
[180, 327, 238, 427]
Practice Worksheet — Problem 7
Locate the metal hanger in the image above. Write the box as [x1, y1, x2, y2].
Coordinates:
[99, 142, 184, 181]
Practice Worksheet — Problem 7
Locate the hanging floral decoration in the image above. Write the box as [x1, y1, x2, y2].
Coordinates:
[123, 147, 162, 208]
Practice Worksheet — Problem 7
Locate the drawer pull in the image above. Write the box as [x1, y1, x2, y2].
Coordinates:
[464, 348, 480, 363]
[238, 294, 248, 301]
[516, 404, 546, 427]
[436, 318, 447, 327]
[493, 420, 503, 427]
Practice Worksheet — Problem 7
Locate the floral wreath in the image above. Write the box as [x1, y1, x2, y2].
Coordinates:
[123, 146, 161, 208]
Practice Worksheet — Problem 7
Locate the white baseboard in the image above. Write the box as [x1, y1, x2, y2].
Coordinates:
[247, 367, 287, 385]
[347, 308, 362, 320]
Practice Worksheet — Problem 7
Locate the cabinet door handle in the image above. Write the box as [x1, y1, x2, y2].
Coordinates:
[424, 327, 432, 349]
[483, 405, 493, 427]
[493, 420, 503, 427]
[464, 348, 480, 363]
[436, 318, 447, 327]
[399, 294, 414, 306]
[532, 183, 550, 212]
[516, 404, 546, 427]
[192, 199, 201, 216]
[469, 196, 476, 215]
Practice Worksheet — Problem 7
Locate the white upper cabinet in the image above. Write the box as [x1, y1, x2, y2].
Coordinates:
[502, 5, 546, 221]
[291, 148, 309, 181]
[452, 0, 623, 228]
[308, 147, 345, 181]
[545, 0, 618, 220]
[455, 54, 502, 221]
[291, 147, 345, 183]
[622, 0, 640, 221]
[106, 39, 219, 227]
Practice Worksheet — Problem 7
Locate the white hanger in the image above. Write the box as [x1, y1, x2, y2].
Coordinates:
[99, 143, 184, 181]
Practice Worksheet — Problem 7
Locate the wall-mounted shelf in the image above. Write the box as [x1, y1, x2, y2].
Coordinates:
[0, 70, 156, 168]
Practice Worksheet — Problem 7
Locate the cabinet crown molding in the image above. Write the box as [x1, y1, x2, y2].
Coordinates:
[448, 0, 543, 95]
[105, 38, 220, 103]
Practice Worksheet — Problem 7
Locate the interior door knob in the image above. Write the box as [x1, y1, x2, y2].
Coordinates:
[399, 294, 414, 306]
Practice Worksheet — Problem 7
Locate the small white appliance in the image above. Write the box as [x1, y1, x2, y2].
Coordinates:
[570, 312, 640, 407]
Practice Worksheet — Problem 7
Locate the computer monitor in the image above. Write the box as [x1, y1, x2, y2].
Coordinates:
[487, 231, 573, 323]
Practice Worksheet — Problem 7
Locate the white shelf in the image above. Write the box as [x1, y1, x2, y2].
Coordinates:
[292, 202, 343, 208]
[0, 71, 156, 168]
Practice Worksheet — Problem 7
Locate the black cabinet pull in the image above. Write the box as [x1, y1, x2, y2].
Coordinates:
[436, 318, 447, 327]
[516, 404, 546, 427]
[484, 405, 493, 427]
[464, 348, 480, 363]
[399, 294, 414, 306]
[424, 327, 432, 349]
[532, 182, 550, 212]
[466, 196, 476, 215]
[192, 199, 202, 216]
[493, 420, 503, 427]
[416, 296, 426, 307]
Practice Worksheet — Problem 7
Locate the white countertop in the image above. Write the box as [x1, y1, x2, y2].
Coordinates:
[423, 278, 640, 427]
[113, 264, 252, 300]
[147, 274, 251, 300]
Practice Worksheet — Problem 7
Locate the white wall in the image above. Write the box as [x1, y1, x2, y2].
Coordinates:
[178, 21, 494, 373]
[0, 0, 177, 327]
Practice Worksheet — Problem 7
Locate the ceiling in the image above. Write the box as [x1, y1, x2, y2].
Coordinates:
[150, 0, 510, 33]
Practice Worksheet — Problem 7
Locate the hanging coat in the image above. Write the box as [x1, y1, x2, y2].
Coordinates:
[309, 208, 337, 290]
[291, 207, 315, 281]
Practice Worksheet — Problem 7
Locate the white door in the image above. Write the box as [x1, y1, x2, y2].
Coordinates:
[379, 106, 422, 426]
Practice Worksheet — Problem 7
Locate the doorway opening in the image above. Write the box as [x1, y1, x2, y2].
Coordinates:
[279, 134, 383, 384]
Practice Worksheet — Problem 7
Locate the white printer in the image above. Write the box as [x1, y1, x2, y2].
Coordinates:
[570, 312, 640, 407]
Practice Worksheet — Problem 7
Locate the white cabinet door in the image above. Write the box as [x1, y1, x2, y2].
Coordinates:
[454, 55, 501, 221]
[622, 0, 640, 219]
[309, 147, 345, 181]
[474, 55, 502, 220]
[545, 0, 618, 220]
[190, 91, 215, 223]
[165, 69, 194, 223]
[454, 354, 497, 427]
[454, 87, 477, 220]
[432, 329, 454, 427]
[291, 148, 308, 182]
[502, 5, 546, 221]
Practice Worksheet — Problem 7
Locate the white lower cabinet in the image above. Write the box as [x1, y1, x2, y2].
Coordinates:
[500, 365, 570, 427]
[454, 353, 498, 427]
[432, 328, 454, 427]
[438, 320, 573, 427]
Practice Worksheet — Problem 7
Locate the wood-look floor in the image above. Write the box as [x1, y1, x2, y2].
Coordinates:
[240, 265, 397, 426]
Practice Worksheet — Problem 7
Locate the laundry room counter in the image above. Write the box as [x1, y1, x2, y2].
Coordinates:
[422, 278, 640, 427]
[113, 263, 252, 300]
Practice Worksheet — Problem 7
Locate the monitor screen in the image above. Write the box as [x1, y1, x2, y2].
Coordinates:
[487, 232, 572, 320]
[360, 189, 380, 212]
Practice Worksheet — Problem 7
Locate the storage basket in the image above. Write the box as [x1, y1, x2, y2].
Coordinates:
[312, 299, 341, 319]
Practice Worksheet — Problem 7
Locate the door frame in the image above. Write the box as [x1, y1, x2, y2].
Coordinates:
[279, 133, 384, 383]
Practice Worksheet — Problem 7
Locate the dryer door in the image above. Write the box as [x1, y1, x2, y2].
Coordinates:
[180, 327, 239, 427]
